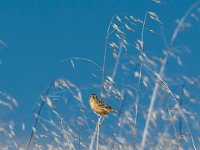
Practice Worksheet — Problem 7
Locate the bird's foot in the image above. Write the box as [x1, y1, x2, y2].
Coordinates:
[97, 123, 101, 128]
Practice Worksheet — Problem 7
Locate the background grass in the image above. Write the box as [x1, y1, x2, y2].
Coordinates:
[1, 0, 200, 149]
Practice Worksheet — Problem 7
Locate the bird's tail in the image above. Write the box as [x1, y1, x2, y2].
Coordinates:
[111, 109, 117, 112]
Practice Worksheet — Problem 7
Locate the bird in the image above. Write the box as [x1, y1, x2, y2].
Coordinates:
[89, 94, 116, 117]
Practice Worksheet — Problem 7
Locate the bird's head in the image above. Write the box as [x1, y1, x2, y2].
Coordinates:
[90, 94, 97, 100]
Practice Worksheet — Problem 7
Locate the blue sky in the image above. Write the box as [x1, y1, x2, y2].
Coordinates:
[0, 0, 200, 148]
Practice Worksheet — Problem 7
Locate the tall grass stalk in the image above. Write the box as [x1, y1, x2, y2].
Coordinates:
[140, 1, 200, 149]
[96, 116, 102, 150]
[26, 79, 55, 150]
[101, 16, 117, 95]
[89, 116, 102, 150]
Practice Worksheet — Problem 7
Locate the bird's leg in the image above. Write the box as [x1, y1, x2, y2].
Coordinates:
[97, 115, 102, 128]
[97, 116, 105, 128]
[100, 117, 104, 125]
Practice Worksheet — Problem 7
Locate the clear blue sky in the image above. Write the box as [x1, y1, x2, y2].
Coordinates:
[0, 0, 200, 147]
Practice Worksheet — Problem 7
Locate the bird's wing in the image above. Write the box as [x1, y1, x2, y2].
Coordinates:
[97, 99, 112, 111]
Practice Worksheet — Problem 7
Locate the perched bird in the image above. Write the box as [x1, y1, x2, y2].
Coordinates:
[89, 94, 116, 117]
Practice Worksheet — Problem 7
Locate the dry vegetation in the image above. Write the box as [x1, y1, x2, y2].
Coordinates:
[1, 0, 200, 150]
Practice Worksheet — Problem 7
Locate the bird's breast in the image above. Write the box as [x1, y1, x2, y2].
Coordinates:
[89, 100, 96, 110]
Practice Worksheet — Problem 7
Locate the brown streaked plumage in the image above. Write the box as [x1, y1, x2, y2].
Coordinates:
[89, 94, 116, 117]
